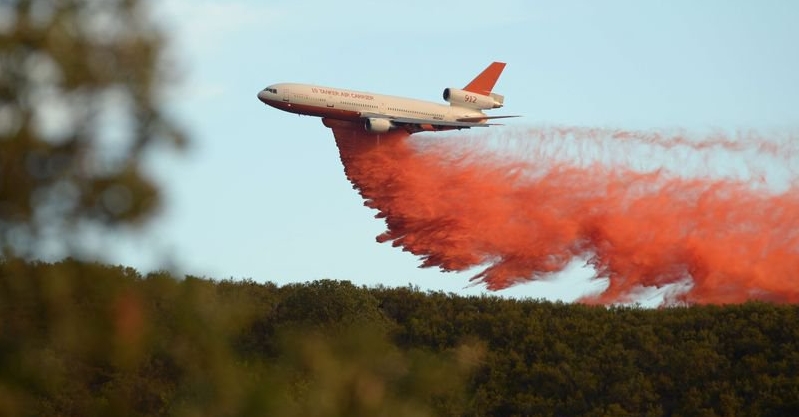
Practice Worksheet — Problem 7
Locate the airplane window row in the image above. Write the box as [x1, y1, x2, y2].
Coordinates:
[343, 101, 377, 110]
[388, 107, 442, 119]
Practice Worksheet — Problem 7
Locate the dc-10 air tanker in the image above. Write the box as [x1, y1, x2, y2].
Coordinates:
[257, 62, 518, 134]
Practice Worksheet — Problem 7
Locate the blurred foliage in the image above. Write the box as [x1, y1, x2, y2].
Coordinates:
[2, 260, 799, 416]
[0, 259, 480, 416]
[0, 0, 185, 257]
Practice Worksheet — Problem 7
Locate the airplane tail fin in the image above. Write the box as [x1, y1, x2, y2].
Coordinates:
[463, 62, 506, 96]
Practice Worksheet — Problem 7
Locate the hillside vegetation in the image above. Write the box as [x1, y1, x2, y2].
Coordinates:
[1, 259, 797, 417]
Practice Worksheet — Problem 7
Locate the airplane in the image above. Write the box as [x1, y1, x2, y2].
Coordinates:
[257, 62, 518, 134]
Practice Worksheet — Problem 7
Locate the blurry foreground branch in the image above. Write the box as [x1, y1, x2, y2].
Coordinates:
[0, 0, 185, 257]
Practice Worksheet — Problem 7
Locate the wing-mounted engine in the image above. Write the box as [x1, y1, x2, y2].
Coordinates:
[364, 117, 392, 133]
[442, 88, 504, 110]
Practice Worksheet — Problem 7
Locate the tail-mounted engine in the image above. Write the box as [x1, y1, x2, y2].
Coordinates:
[443, 88, 504, 110]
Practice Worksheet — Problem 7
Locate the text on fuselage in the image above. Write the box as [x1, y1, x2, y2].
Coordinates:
[312, 87, 374, 100]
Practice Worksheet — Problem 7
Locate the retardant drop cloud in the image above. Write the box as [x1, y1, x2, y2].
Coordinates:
[332, 125, 799, 305]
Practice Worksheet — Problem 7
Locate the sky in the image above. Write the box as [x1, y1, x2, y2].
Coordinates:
[105, 0, 799, 302]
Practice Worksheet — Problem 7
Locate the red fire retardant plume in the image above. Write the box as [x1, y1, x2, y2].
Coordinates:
[331, 123, 799, 305]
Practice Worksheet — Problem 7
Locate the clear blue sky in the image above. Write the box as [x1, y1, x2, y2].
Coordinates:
[107, 0, 799, 302]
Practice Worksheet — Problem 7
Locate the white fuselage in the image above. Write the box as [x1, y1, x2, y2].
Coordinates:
[257, 83, 489, 126]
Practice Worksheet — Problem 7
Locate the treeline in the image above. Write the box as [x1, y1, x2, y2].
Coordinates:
[1, 259, 798, 417]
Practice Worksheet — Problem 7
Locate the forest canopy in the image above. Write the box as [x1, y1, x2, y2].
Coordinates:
[1, 259, 797, 417]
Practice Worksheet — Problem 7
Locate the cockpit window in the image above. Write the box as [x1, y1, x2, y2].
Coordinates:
[263, 87, 277, 94]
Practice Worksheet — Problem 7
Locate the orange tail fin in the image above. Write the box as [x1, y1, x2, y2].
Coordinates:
[463, 62, 506, 95]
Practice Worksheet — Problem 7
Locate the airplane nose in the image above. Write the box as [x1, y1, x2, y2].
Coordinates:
[257, 90, 269, 103]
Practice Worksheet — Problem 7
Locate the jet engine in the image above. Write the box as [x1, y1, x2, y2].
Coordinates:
[365, 117, 392, 133]
[442, 88, 504, 110]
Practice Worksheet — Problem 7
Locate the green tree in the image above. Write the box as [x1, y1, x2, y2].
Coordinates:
[277, 279, 390, 333]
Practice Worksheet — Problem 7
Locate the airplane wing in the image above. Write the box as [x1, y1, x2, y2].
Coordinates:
[359, 112, 520, 132]
[359, 112, 494, 129]
[456, 115, 521, 122]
